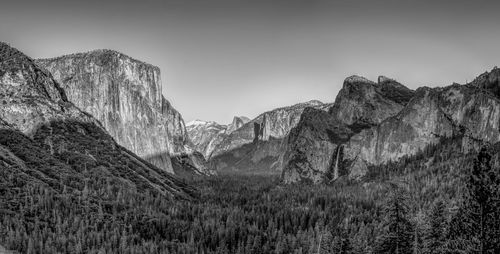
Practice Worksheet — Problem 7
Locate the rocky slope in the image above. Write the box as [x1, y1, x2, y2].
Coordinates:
[36, 51, 213, 176]
[0, 42, 194, 198]
[207, 100, 331, 174]
[281, 76, 415, 183]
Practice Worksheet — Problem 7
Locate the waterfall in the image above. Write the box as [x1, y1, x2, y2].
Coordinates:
[333, 145, 341, 180]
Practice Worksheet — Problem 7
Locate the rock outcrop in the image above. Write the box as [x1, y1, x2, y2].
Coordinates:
[0, 43, 97, 134]
[281, 76, 415, 183]
[0, 42, 194, 198]
[469, 66, 500, 98]
[36, 50, 213, 176]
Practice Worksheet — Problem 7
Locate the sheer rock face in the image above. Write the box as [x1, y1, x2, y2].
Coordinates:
[345, 82, 500, 178]
[329, 75, 415, 127]
[281, 108, 352, 183]
[282, 76, 415, 183]
[0, 42, 194, 198]
[36, 51, 212, 175]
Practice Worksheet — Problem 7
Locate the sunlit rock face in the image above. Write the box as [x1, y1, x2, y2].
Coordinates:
[201, 101, 330, 174]
[281, 76, 415, 183]
[0, 42, 97, 134]
[36, 50, 212, 175]
[345, 81, 500, 178]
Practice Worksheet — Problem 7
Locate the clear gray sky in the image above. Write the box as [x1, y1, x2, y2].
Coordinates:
[2, 0, 500, 124]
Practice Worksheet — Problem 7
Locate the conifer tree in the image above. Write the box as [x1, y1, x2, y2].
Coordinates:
[318, 230, 333, 254]
[460, 147, 500, 253]
[423, 200, 446, 254]
[375, 187, 414, 254]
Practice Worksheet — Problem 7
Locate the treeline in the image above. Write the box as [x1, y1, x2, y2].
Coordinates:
[373, 147, 500, 254]
[1, 138, 500, 253]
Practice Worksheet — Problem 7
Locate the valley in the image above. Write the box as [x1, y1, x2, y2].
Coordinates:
[1, 41, 500, 253]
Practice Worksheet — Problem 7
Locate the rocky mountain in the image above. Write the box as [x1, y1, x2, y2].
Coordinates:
[186, 116, 250, 159]
[204, 100, 331, 174]
[36, 50, 213, 176]
[344, 80, 500, 179]
[187, 120, 228, 158]
[282, 75, 415, 183]
[282, 69, 500, 184]
[0, 42, 194, 198]
[226, 116, 250, 134]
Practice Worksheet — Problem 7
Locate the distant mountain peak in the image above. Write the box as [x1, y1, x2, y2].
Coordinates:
[187, 119, 212, 126]
[303, 100, 324, 106]
[232, 115, 250, 122]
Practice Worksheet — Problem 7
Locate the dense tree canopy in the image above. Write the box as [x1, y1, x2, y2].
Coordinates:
[1, 135, 500, 253]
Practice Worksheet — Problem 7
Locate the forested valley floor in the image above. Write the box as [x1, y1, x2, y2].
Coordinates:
[1, 141, 500, 253]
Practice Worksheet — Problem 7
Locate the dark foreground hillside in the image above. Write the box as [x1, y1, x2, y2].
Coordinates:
[2, 134, 499, 253]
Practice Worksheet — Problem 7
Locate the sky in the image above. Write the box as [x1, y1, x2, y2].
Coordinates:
[1, 0, 500, 124]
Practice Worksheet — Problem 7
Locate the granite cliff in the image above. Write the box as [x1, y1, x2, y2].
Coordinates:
[281, 76, 415, 183]
[0, 42, 194, 198]
[344, 80, 500, 179]
[36, 51, 213, 176]
[282, 69, 500, 183]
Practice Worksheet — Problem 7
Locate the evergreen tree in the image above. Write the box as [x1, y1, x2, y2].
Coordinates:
[318, 230, 334, 254]
[460, 147, 500, 253]
[423, 200, 446, 254]
[375, 187, 414, 254]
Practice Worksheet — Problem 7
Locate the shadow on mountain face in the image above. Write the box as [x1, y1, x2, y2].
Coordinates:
[0, 119, 197, 200]
[210, 137, 285, 175]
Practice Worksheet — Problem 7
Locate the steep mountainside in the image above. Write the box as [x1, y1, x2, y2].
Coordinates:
[208, 101, 331, 174]
[345, 81, 500, 179]
[282, 69, 500, 184]
[0, 42, 194, 198]
[282, 76, 415, 183]
[36, 51, 213, 176]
